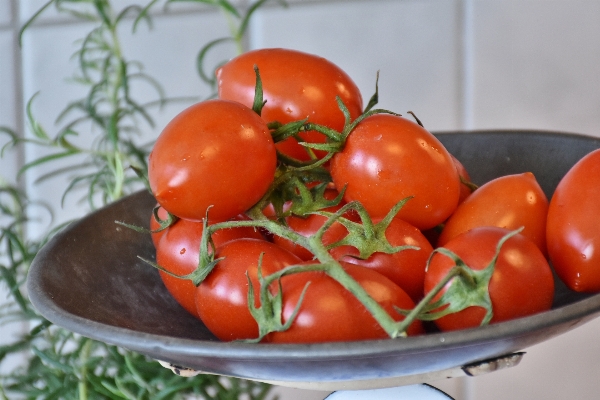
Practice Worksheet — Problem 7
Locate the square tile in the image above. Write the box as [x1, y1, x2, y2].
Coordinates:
[0, 1, 12, 26]
[251, 0, 463, 131]
[471, 0, 600, 137]
[0, 30, 19, 184]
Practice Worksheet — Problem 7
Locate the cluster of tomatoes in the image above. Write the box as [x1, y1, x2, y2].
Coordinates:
[144, 48, 600, 344]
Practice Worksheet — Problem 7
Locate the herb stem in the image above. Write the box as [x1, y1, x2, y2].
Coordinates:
[78, 338, 92, 400]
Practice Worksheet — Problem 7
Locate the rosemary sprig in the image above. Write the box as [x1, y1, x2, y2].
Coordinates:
[1, 0, 284, 398]
[140, 0, 288, 95]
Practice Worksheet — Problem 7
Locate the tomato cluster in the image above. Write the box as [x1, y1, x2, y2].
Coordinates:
[144, 47, 597, 344]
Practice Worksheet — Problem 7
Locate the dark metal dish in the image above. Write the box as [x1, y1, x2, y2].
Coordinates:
[27, 130, 600, 390]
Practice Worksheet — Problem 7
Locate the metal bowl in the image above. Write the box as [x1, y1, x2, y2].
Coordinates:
[27, 130, 600, 391]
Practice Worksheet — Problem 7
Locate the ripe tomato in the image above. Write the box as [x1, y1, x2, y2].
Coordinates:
[330, 217, 433, 303]
[156, 217, 264, 319]
[217, 48, 363, 161]
[424, 227, 554, 332]
[195, 238, 302, 341]
[148, 99, 277, 222]
[438, 172, 548, 256]
[265, 262, 424, 343]
[330, 114, 460, 230]
[547, 149, 600, 292]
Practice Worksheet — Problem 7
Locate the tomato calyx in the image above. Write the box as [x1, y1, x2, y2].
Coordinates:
[116, 204, 178, 235]
[362, 71, 380, 114]
[288, 181, 345, 217]
[245, 259, 330, 343]
[320, 197, 419, 259]
[399, 227, 524, 326]
[149, 205, 179, 234]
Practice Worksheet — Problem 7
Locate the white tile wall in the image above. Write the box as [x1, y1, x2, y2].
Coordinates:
[2, 0, 600, 399]
[252, 0, 463, 131]
[470, 0, 600, 136]
[0, 2, 11, 26]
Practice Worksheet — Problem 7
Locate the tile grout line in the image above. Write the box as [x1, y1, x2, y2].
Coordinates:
[459, 0, 475, 132]
[10, 0, 24, 172]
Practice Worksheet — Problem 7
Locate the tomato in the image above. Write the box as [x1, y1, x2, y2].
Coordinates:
[265, 262, 424, 343]
[330, 217, 433, 302]
[547, 149, 600, 292]
[330, 114, 460, 230]
[148, 99, 277, 222]
[438, 172, 548, 256]
[272, 189, 351, 260]
[195, 238, 302, 341]
[424, 227, 554, 332]
[217, 48, 363, 161]
[156, 217, 264, 319]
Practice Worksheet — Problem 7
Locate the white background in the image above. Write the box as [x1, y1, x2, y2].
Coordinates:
[2, 1, 600, 399]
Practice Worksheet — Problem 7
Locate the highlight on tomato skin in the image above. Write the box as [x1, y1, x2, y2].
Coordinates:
[424, 227, 554, 332]
[438, 172, 549, 257]
[264, 262, 424, 344]
[547, 148, 600, 293]
[217, 47, 364, 161]
[330, 113, 461, 231]
[148, 99, 277, 223]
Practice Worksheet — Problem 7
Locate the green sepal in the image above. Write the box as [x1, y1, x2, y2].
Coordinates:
[251, 65, 267, 116]
[460, 175, 479, 193]
[317, 197, 419, 260]
[270, 119, 309, 143]
[288, 181, 344, 217]
[298, 141, 344, 153]
[137, 255, 223, 287]
[363, 71, 380, 114]
[243, 256, 312, 343]
[114, 205, 178, 236]
[150, 205, 179, 234]
[397, 228, 524, 326]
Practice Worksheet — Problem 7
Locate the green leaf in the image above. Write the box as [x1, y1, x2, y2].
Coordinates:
[18, 149, 79, 177]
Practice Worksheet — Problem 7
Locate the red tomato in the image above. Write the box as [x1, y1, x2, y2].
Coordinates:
[195, 238, 302, 341]
[156, 217, 264, 319]
[438, 172, 548, 256]
[424, 227, 554, 332]
[330, 114, 460, 230]
[217, 48, 363, 161]
[148, 99, 277, 222]
[265, 262, 424, 343]
[330, 217, 433, 302]
[547, 149, 600, 292]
